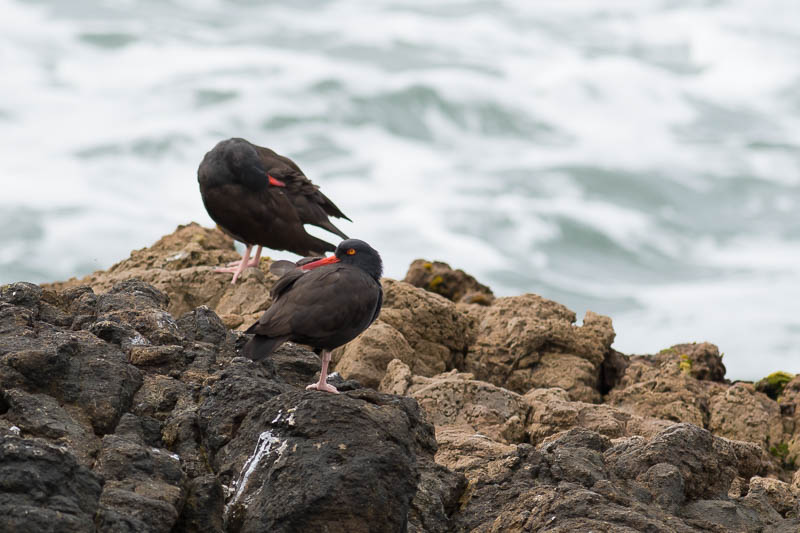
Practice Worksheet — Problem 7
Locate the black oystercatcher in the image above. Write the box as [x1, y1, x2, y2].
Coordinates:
[197, 137, 351, 283]
[243, 239, 383, 394]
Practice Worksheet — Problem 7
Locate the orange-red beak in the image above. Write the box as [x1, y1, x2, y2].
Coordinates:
[268, 174, 286, 187]
[300, 255, 340, 270]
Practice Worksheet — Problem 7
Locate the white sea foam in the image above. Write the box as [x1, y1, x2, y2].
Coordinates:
[1, 0, 799, 379]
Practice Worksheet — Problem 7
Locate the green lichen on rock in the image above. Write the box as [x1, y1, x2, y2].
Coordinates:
[678, 354, 692, 374]
[755, 371, 794, 400]
[428, 275, 444, 290]
[769, 441, 796, 469]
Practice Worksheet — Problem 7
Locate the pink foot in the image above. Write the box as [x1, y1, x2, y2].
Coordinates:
[306, 349, 338, 393]
[214, 265, 247, 284]
[224, 257, 260, 268]
[214, 245, 256, 284]
[305, 382, 339, 394]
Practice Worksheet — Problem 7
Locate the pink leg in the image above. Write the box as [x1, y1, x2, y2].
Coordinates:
[306, 350, 338, 394]
[224, 245, 262, 268]
[215, 245, 252, 284]
[248, 245, 263, 267]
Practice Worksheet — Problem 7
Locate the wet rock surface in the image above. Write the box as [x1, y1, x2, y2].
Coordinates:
[2, 222, 799, 531]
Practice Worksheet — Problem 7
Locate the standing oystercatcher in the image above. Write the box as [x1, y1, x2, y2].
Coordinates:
[243, 239, 383, 394]
[197, 138, 350, 283]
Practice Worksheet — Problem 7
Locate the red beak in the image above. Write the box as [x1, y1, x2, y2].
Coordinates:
[300, 255, 340, 270]
[268, 174, 286, 187]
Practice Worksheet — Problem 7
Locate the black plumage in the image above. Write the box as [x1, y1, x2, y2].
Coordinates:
[243, 239, 383, 393]
[197, 137, 350, 283]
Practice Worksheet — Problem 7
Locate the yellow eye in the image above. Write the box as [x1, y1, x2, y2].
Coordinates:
[347, 248, 356, 255]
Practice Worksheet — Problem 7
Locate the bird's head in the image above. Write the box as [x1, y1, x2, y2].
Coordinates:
[300, 239, 383, 280]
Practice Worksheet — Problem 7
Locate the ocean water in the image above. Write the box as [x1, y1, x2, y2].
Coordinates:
[1, 0, 799, 380]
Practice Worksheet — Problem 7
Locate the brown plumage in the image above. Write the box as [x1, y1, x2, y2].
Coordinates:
[244, 239, 383, 393]
[197, 137, 351, 282]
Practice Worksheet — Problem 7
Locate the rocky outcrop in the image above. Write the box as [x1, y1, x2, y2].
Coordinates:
[219, 389, 463, 533]
[333, 320, 416, 389]
[607, 343, 729, 427]
[463, 296, 615, 402]
[2, 272, 460, 531]
[43, 223, 278, 329]
[438, 424, 797, 532]
[381, 363, 529, 444]
[404, 259, 494, 305]
[524, 387, 674, 443]
[3, 223, 799, 531]
[0, 435, 103, 533]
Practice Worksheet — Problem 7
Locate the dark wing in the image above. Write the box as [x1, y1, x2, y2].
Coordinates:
[248, 265, 380, 347]
[244, 268, 306, 338]
[246, 267, 325, 338]
[255, 146, 351, 223]
[269, 268, 305, 300]
[270, 167, 351, 234]
[287, 268, 381, 346]
[369, 286, 383, 326]
[269, 260, 300, 277]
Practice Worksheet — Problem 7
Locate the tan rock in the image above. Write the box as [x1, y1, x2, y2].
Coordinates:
[708, 382, 783, 450]
[44, 223, 279, 320]
[746, 476, 799, 518]
[129, 345, 183, 367]
[378, 279, 473, 375]
[670, 342, 727, 382]
[607, 343, 729, 428]
[777, 375, 800, 466]
[524, 387, 672, 444]
[405, 370, 529, 444]
[464, 294, 615, 399]
[403, 259, 494, 305]
[526, 352, 601, 403]
[379, 358, 414, 396]
[434, 425, 518, 480]
[333, 321, 415, 389]
[608, 376, 715, 428]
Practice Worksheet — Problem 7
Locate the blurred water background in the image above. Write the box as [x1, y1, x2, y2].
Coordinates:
[1, 0, 799, 380]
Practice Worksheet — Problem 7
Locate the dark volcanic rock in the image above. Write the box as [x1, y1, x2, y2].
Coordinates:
[269, 342, 323, 388]
[174, 474, 225, 533]
[606, 423, 744, 500]
[220, 388, 463, 533]
[0, 435, 103, 533]
[96, 279, 183, 346]
[197, 357, 288, 458]
[1, 388, 99, 466]
[6, 274, 462, 532]
[439, 424, 795, 532]
[0, 319, 142, 435]
[0, 282, 43, 309]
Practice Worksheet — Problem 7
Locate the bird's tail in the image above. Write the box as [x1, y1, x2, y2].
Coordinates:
[303, 234, 338, 256]
[317, 219, 349, 241]
[243, 335, 288, 362]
